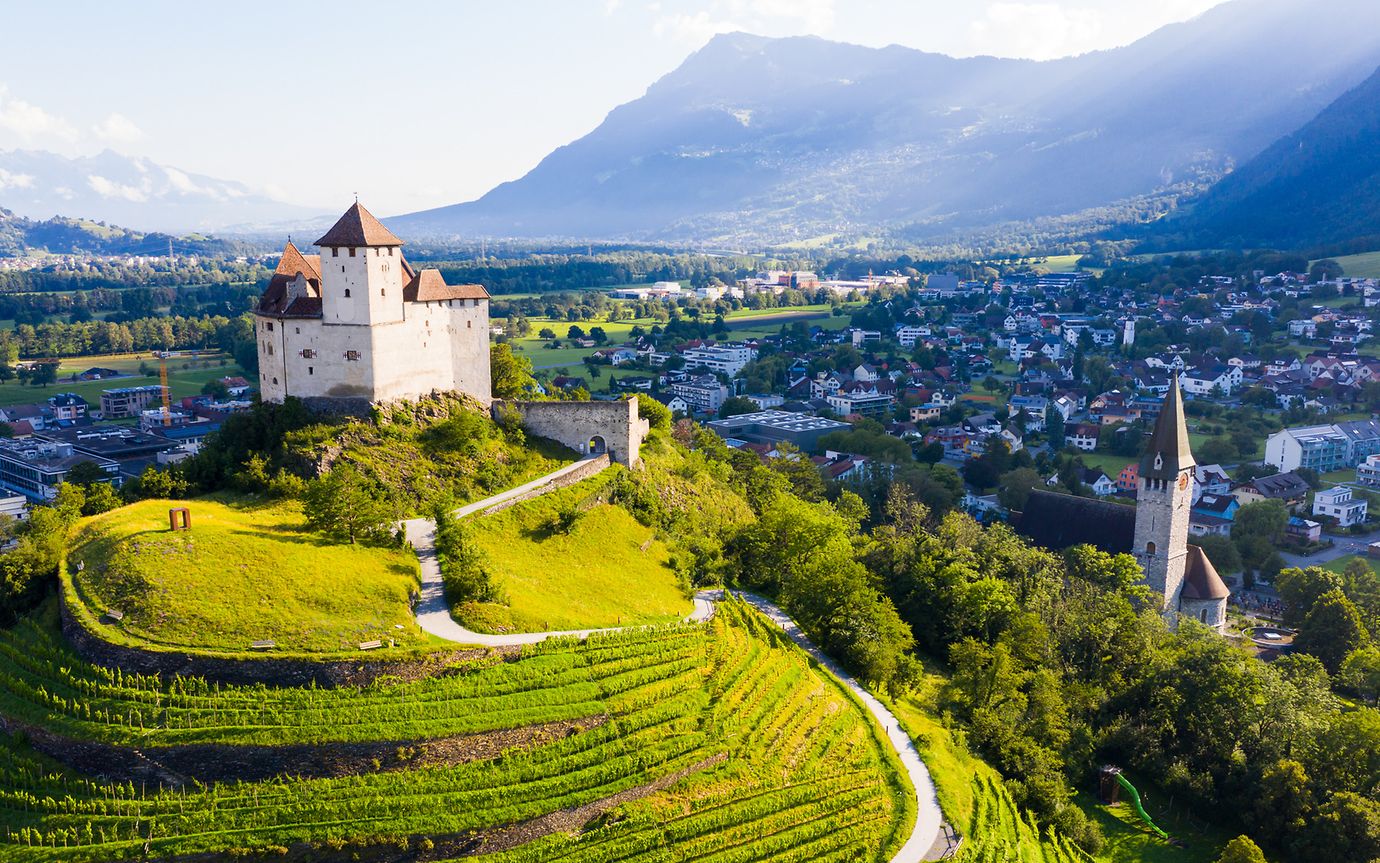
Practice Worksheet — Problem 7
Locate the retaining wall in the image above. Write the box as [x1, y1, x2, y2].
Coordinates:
[506, 398, 649, 468]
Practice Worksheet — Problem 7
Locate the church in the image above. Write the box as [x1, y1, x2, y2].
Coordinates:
[255, 202, 492, 411]
[1017, 377, 1230, 631]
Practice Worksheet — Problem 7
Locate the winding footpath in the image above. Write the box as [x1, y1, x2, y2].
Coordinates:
[404, 458, 945, 861]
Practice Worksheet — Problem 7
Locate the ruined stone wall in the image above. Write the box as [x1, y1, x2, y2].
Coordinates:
[506, 399, 649, 468]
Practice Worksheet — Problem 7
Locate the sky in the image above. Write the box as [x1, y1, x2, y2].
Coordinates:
[0, 0, 1228, 217]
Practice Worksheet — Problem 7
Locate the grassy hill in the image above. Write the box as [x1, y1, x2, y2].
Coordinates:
[64, 497, 425, 653]
[456, 475, 692, 633]
[0, 597, 913, 860]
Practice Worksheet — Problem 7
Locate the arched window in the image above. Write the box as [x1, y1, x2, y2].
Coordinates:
[344, 289, 351, 298]
[1145, 541, 1157, 556]
[1200, 608, 1208, 623]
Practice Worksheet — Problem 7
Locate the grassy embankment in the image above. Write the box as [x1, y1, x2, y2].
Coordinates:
[65, 496, 425, 654]
[455, 475, 693, 634]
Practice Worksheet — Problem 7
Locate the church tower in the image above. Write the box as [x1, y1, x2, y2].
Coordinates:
[1133, 376, 1196, 624]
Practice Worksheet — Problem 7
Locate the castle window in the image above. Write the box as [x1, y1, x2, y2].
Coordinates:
[349, 248, 356, 257]
[345, 350, 361, 361]
[1145, 541, 1156, 556]
[344, 289, 351, 298]
[300, 349, 316, 359]
[388, 248, 394, 256]
[332, 247, 339, 257]
[272, 377, 278, 385]
[381, 289, 386, 297]
[295, 327, 300, 334]
[467, 320, 472, 329]
[266, 322, 274, 332]
[308, 367, 314, 375]
[267, 345, 274, 356]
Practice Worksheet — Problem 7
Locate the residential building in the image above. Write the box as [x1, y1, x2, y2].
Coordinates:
[1358, 453, 1380, 487]
[1314, 485, 1368, 527]
[1285, 516, 1323, 544]
[100, 385, 168, 419]
[827, 387, 895, 418]
[1233, 472, 1312, 510]
[1066, 423, 1100, 451]
[671, 375, 729, 414]
[682, 344, 754, 377]
[1265, 419, 1380, 473]
[47, 393, 88, 422]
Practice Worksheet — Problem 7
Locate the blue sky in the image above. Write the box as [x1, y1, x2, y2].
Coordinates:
[0, 0, 1226, 216]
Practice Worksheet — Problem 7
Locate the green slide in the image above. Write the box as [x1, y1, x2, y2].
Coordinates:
[1114, 772, 1170, 840]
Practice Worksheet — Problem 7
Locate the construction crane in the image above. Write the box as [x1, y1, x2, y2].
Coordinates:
[159, 355, 172, 427]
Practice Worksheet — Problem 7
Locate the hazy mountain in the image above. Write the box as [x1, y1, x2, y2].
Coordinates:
[1159, 64, 1380, 250]
[391, 0, 1380, 244]
[0, 206, 246, 258]
[0, 149, 320, 234]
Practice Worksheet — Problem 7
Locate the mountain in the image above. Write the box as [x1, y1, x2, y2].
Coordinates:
[0, 149, 320, 234]
[1159, 64, 1380, 250]
[0, 207, 246, 257]
[390, 0, 1380, 245]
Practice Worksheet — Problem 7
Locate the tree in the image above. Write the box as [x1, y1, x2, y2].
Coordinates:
[1216, 835, 1267, 863]
[65, 460, 109, 488]
[538, 327, 556, 340]
[490, 343, 537, 399]
[588, 326, 608, 344]
[634, 394, 671, 432]
[1295, 589, 1370, 672]
[302, 464, 394, 545]
[201, 378, 230, 399]
[434, 506, 504, 604]
[566, 324, 585, 340]
[1233, 499, 1289, 573]
[719, 396, 758, 419]
[1195, 533, 1243, 575]
[1340, 645, 1380, 705]
[29, 361, 57, 388]
[1276, 566, 1344, 626]
[997, 467, 1042, 512]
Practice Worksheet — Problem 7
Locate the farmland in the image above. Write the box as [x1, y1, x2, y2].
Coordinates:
[0, 351, 244, 410]
[0, 597, 912, 861]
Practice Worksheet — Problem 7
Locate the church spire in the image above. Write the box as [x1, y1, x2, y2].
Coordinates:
[1138, 374, 1195, 482]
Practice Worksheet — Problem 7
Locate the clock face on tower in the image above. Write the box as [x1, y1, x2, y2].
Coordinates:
[1178, 473, 1190, 491]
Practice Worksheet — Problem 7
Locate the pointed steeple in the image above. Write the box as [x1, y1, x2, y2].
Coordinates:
[1138, 374, 1195, 481]
[313, 202, 403, 248]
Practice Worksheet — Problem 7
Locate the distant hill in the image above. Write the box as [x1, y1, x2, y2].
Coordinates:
[0, 206, 244, 258]
[0, 149, 321, 234]
[390, 0, 1380, 244]
[1158, 64, 1380, 250]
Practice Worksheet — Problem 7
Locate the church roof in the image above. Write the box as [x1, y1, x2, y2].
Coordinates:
[1138, 375, 1195, 482]
[403, 269, 489, 302]
[1182, 544, 1230, 600]
[1014, 489, 1135, 555]
[314, 202, 403, 247]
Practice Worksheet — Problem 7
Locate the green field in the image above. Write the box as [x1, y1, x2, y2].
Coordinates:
[65, 497, 425, 654]
[1324, 554, 1376, 575]
[456, 476, 692, 633]
[0, 351, 242, 410]
[1318, 250, 1380, 278]
[0, 597, 913, 861]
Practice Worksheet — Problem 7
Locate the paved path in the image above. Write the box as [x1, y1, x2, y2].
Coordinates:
[404, 460, 945, 859]
[1281, 527, 1380, 569]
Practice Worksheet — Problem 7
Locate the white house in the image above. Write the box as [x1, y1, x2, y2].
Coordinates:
[1314, 485, 1368, 528]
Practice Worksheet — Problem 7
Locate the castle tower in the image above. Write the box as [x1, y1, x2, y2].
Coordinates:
[1133, 376, 1195, 624]
[314, 202, 406, 327]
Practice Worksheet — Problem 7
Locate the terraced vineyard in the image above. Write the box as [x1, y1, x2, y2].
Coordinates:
[957, 777, 1090, 863]
[0, 598, 912, 862]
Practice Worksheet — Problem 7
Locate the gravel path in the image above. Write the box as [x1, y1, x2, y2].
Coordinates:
[404, 459, 945, 860]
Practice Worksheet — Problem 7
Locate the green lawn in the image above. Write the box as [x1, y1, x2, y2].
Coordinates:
[1079, 451, 1137, 477]
[65, 496, 426, 654]
[1319, 250, 1380, 278]
[1324, 554, 1376, 575]
[456, 476, 691, 633]
[1321, 468, 1357, 485]
[0, 352, 242, 409]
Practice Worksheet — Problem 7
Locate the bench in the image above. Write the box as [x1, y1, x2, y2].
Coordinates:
[250, 640, 276, 651]
[358, 640, 383, 651]
[104, 609, 125, 623]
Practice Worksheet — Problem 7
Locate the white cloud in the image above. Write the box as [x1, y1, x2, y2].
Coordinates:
[92, 112, 144, 144]
[0, 169, 34, 191]
[0, 85, 78, 144]
[87, 174, 149, 202]
[655, 0, 835, 45]
[970, 3, 1103, 61]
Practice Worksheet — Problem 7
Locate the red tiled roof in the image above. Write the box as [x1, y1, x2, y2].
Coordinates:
[314, 202, 403, 247]
[258, 241, 323, 315]
[403, 269, 489, 302]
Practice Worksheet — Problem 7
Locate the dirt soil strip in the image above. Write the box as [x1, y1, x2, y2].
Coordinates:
[144, 752, 727, 863]
[0, 713, 607, 788]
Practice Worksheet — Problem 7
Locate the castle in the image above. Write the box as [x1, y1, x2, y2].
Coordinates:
[1017, 377, 1229, 631]
[255, 202, 492, 411]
